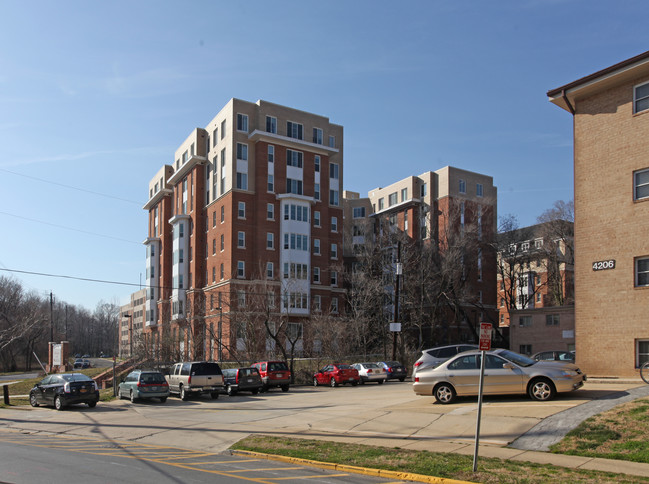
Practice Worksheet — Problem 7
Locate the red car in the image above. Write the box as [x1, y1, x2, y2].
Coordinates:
[251, 360, 291, 392]
[313, 364, 360, 387]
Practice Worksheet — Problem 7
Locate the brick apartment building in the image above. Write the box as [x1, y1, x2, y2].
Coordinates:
[118, 289, 146, 358]
[343, 166, 498, 345]
[141, 99, 344, 362]
[497, 222, 575, 355]
[548, 50, 649, 376]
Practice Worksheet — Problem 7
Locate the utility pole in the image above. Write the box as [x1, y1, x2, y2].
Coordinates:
[392, 241, 402, 361]
[50, 291, 54, 343]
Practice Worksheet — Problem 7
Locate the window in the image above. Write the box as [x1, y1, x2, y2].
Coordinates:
[329, 189, 339, 206]
[314, 155, 320, 172]
[546, 314, 560, 326]
[238, 201, 245, 218]
[519, 316, 532, 327]
[237, 231, 245, 248]
[287, 121, 303, 139]
[329, 163, 339, 179]
[331, 243, 337, 259]
[286, 178, 303, 195]
[313, 238, 320, 255]
[266, 116, 277, 133]
[212, 211, 217, 227]
[220, 234, 224, 251]
[314, 211, 321, 226]
[634, 169, 649, 200]
[313, 267, 320, 283]
[268, 145, 274, 163]
[636, 257, 649, 287]
[401, 188, 407, 202]
[220, 263, 224, 280]
[313, 295, 321, 312]
[500, 298, 504, 307]
[328, 135, 335, 148]
[212, 128, 218, 146]
[212, 267, 216, 283]
[331, 216, 338, 232]
[330, 270, 338, 286]
[267, 203, 274, 220]
[388, 192, 398, 206]
[266, 232, 274, 249]
[353, 206, 365, 218]
[331, 297, 338, 312]
[237, 113, 248, 132]
[268, 174, 274, 192]
[220, 205, 225, 223]
[519, 345, 532, 355]
[267, 262, 274, 279]
[287, 149, 303, 168]
[236, 143, 248, 161]
[459, 179, 466, 194]
[212, 239, 216, 255]
[221, 119, 226, 139]
[313, 127, 323, 144]
[236, 172, 248, 190]
[378, 198, 384, 210]
[635, 82, 649, 114]
[476, 183, 483, 197]
[314, 183, 320, 200]
[237, 261, 245, 278]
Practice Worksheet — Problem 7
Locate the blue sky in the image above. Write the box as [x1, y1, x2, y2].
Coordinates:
[0, 1, 645, 310]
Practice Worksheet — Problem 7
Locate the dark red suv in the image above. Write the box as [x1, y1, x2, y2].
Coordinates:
[251, 361, 291, 392]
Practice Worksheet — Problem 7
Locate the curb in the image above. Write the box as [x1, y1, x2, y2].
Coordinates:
[231, 449, 474, 484]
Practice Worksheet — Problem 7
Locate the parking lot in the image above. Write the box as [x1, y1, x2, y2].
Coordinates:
[2, 379, 640, 455]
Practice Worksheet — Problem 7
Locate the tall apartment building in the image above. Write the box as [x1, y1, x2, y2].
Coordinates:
[343, 167, 498, 345]
[142, 99, 344, 361]
[548, 50, 649, 376]
[118, 289, 146, 358]
[496, 222, 575, 355]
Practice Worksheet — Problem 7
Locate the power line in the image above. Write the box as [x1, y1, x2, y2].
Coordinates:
[0, 167, 143, 205]
[0, 210, 141, 245]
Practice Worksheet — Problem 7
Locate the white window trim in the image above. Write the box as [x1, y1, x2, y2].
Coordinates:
[634, 168, 649, 201]
[634, 80, 649, 114]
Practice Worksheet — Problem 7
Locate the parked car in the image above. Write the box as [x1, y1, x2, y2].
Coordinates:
[351, 362, 387, 384]
[73, 359, 90, 369]
[251, 361, 291, 392]
[82, 354, 90, 358]
[412, 344, 478, 377]
[377, 361, 408, 382]
[531, 351, 575, 363]
[413, 348, 586, 404]
[313, 364, 360, 387]
[165, 361, 224, 400]
[74, 353, 81, 358]
[29, 373, 99, 410]
[222, 367, 263, 396]
[117, 369, 169, 403]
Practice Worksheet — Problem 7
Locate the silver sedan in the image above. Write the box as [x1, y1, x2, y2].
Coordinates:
[413, 348, 586, 404]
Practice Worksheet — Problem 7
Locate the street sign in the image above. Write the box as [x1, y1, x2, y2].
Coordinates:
[389, 323, 401, 332]
[479, 323, 492, 351]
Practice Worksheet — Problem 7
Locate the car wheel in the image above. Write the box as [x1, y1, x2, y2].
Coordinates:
[227, 385, 235, 397]
[281, 385, 289, 392]
[251, 389, 259, 395]
[54, 396, 64, 411]
[260, 385, 268, 393]
[434, 383, 456, 404]
[378, 379, 384, 385]
[130, 391, 136, 403]
[330, 377, 337, 388]
[29, 393, 39, 407]
[528, 378, 556, 401]
[211, 391, 219, 399]
[351, 381, 358, 386]
[360, 378, 365, 385]
[87, 401, 97, 408]
[160, 397, 167, 403]
[399, 377, 405, 382]
[180, 386, 188, 401]
[313, 377, 318, 387]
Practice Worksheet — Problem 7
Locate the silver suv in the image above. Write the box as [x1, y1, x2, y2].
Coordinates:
[165, 361, 224, 400]
[412, 344, 478, 377]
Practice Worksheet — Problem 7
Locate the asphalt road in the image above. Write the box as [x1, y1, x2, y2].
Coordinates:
[0, 430, 393, 484]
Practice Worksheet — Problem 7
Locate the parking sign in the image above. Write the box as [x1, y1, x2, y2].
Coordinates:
[479, 323, 492, 351]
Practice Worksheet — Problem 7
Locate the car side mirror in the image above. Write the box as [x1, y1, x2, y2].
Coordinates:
[503, 363, 515, 370]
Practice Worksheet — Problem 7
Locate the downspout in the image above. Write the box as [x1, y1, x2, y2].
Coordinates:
[562, 89, 575, 115]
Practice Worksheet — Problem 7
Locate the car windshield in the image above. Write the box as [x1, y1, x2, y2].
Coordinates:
[61, 373, 93, 382]
[336, 364, 353, 370]
[384, 361, 400, 367]
[141, 373, 166, 384]
[269, 362, 288, 371]
[362, 363, 380, 369]
[497, 349, 536, 367]
[192, 363, 222, 375]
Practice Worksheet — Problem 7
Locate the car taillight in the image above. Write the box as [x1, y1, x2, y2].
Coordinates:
[137, 381, 142, 387]
[188, 375, 192, 384]
[236, 370, 240, 383]
[414, 362, 422, 368]
[415, 377, 419, 382]
[367, 369, 373, 373]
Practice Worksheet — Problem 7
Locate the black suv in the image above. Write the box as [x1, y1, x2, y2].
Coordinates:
[222, 367, 263, 396]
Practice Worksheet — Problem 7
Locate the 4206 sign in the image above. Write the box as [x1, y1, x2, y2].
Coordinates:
[592, 260, 615, 271]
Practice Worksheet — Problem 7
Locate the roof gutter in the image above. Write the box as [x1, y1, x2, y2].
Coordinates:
[562, 89, 575, 115]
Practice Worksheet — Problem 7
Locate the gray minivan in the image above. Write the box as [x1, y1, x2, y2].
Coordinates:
[412, 344, 478, 378]
[165, 361, 224, 400]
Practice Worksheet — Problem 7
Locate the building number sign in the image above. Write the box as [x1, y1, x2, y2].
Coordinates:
[592, 260, 615, 271]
